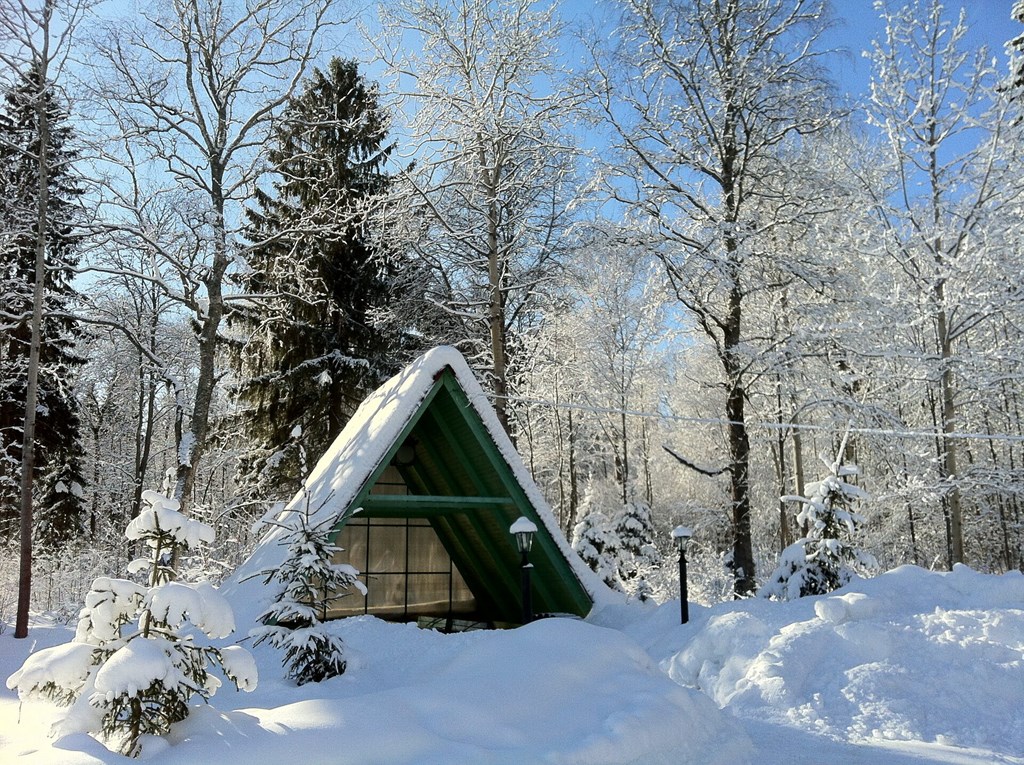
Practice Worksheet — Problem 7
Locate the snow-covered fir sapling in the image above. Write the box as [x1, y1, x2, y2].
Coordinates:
[613, 495, 662, 600]
[250, 492, 366, 685]
[5, 491, 257, 757]
[571, 511, 625, 592]
[760, 428, 876, 600]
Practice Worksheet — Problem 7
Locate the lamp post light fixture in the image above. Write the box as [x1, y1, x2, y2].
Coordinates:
[510, 516, 537, 624]
[672, 526, 693, 625]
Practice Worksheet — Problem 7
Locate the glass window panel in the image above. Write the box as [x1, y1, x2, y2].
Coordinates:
[370, 465, 408, 495]
[324, 516, 480, 621]
[406, 573, 451, 615]
[365, 573, 407, 613]
[334, 525, 367, 570]
[451, 565, 474, 603]
[368, 526, 406, 572]
[407, 526, 450, 573]
[325, 583, 368, 618]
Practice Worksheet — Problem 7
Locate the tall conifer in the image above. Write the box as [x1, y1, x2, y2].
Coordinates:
[230, 59, 400, 501]
[0, 64, 86, 547]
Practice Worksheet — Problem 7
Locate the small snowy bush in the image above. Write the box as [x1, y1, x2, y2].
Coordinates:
[612, 496, 662, 600]
[6, 490, 257, 757]
[761, 431, 875, 600]
[572, 511, 625, 592]
[250, 494, 365, 685]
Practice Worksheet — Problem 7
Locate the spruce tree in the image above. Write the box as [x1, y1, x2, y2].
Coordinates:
[0, 64, 86, 546]
[229, 58, 400, 502]
[36, 453, 86, 549]
[6, 491, 257, 757]
[760, 432, 875, 601]
[571, 511, 625, 593]
[251, 494, 364, 685]
[1008, 1, 1024, 131]
[613, 496, 661, 576]
[613, 495, 661, 599]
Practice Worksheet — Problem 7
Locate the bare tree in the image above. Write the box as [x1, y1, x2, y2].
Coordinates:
[85, 0, 340, 511]
[566, 238, 674, 508]
[865, 0, 1022, 566]
[373, 0, 580, 434]
[515, 234, 677, 523]
[587, 0, 838, 595]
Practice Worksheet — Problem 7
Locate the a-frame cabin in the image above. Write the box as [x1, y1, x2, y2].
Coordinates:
[226, 347, 599, 629]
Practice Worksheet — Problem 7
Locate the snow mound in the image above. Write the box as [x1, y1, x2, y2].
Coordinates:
[5, 565, 1023, 764]
[663, 565, 1024, 752]
[178, 617, 753, 765]
[813, 591, 878, 624]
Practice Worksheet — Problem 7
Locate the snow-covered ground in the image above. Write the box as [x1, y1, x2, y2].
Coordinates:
[2, 564, 1022, 764]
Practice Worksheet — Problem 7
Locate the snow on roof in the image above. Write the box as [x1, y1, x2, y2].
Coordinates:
[224, 346, 612, 626]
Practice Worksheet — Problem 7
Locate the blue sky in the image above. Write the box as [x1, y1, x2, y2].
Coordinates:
[335, 1, 1019, 102]
[550, 0, 1018, 98]
[824, 0, 1017, 97]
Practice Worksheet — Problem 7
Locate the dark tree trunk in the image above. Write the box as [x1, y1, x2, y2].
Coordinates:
[16, 56, 51, 639]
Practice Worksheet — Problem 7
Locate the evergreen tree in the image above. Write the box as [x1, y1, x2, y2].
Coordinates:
[760, 431, 875, 600]
[1010, 2, 1024, 93]
[35, 452, 86, 550]
[7, 491, 257, 757]
[612, 495, 661, 599]
[0, 64, 86, 546]
[613, 496, 661, 575]
[251, 493, 364, 685]
[1009, 2, 1024, 129]
[229, 58, 400, 502]
[571, 511, 625, 592]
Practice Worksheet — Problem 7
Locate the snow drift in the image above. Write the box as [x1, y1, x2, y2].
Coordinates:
[3, 564, 1023, 764]
[660, 564, 1024, 753]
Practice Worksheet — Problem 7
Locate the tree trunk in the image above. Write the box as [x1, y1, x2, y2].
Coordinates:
[640, 406, 653, 506]
[172, 161, 229, 510]
[16, 46, 52, 639]
[928, 386, 954, 569]
[552, 373, 566, 527]
[486, 189, 510, 438]
[619, 385, 629, 506]
[724, 281, 755, 596]
[936, 307, 963, 564]
[775, 382, 793, 551]
[1001, 367, 1024, 570]
[719, 5, 754, 597]
[567, 405, 578, 536]
[132, 351, 157, 522]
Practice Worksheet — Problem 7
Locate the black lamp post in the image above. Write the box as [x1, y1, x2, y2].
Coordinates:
[672, 526, 693, 624]
[510, 516, 537, 624]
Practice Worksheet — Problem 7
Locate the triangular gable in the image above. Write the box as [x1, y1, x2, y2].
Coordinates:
[225, 346, 609, 628]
